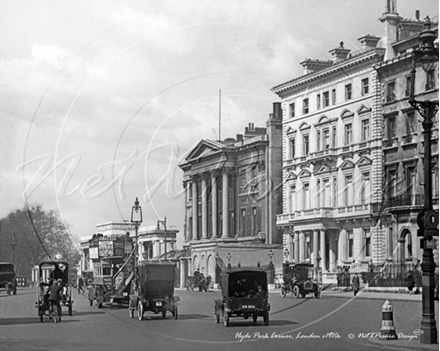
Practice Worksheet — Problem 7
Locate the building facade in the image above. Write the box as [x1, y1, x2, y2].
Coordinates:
[273, 0, 438, 281]
[374, 13, 439, 268]
[178, 103, 284, 284]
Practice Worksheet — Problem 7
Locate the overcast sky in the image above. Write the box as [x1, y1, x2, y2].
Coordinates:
[1, 0, 438, 248]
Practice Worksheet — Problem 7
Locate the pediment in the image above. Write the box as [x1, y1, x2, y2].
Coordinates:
[286, 126, 296, 135]
[186, 139, 225, 161]
[298, 169, 312, 178]
[286, 171, 297, 181]
[316, 165, 332, 174]
[357, 104, 372, 115]
[356, 156, 372, 166]
[340, 160, 355, 170]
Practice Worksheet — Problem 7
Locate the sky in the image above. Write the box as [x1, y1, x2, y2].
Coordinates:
[1, 0, 438, 249]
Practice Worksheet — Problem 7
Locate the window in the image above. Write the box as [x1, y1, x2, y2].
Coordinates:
[345, 175, 353, 206]
[332, 125, 337, 148]
[303, 98, 309, 114]
[426, 69, 435, 90]
[323, 129, 330, 149]
[360, 172, 370, 204]
[386, 82, 396, 102]
[388, 227, 394, 258]
[188, 183, 193, 200]
[289, 103, 295, 118]
[387, 117, 396, 139]
[405, 112, 416, 135]
[347, 230, 354, 258]
[317, 94, 321, 109]
[361, 78, 369, 95]
[387, 170, 397, 199]
[332, 177, 338, 207]
[332, 89, 336, 104]
[303, 134, 309, 155]
[323, 91, 330, 107]
[361, 119, 370, 141]
[364, 229, 371, 257]
[289, 138, 296, 158]
[240, 170, 246, 187]
[290, 184, 296, 213]
[405, 76, 412, 97]
[317, 130, 321, 150]
[345, 84, 352, 100]
[344, 123, 353, 145]
[303, 183, 310, 209]
[316, 180, 321, 208]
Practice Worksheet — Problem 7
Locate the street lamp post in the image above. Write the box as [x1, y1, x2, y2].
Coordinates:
[130, 198, 143, 291]
[10, 231, 16, 266]
[408, 16, 439, 345]
[227, 252, 231, 269]
[157, 217, 167, 261]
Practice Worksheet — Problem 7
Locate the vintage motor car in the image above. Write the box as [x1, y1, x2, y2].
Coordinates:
[128, 261, 179, 320]
[280, 262, 321, 298]
[36, 260, 73, 322]
[0, 262, 17, 295]
[214, 267, 270, 327]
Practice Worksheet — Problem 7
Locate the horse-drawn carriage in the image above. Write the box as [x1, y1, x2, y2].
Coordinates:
[186, 274, 211, 292]
[214, 268, 270, 327]
[36, 260, 73, 322]
[280, 262, 321, 298]
[129, 261, 179, 320]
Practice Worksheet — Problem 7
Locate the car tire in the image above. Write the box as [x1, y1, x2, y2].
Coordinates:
[293, 285, 300, 298]
[280, 287, 286, 298]
[138, 301, 144, 321]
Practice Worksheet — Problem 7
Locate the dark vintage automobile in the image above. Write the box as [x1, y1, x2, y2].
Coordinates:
[214, 268, 270, 327]
[129, 261, 179, 320]
[280, 263, 321, 298]
[36, 260, 73, 322]
[0, 262, 17, 295]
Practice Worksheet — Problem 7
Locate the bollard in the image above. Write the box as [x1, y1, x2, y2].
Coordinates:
[380, 300, 398, 339]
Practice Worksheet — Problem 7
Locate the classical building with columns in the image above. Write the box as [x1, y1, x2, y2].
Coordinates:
[272, 1, 439, 282]
[178, 103, 284, 285]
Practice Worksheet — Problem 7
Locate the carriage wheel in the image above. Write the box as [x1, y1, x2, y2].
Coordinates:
[293, 285, 300, 298]
[138, 301, 144, 321]
[280, 287, 287, 298]
[263, 313, 269, 326]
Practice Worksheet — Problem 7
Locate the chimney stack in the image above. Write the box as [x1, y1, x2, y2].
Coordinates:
[329, 42, 351, 63]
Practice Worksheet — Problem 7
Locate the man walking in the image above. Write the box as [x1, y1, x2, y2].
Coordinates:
[352, 274, 360, 297]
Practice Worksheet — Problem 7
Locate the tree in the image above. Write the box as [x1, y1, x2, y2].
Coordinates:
[0, 204, 80, 280]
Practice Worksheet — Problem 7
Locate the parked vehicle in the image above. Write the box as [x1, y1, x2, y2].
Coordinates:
[0, 262, 17, 295]
[280, 263, 321, 298]
[36, 260, 73, 322]
[129, 261, 179, 320]
[214, 267, 270, 327]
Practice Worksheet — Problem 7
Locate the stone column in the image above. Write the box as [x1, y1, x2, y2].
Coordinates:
[313, 230, 319, 269]
[221, 172, 229, 238]
[320, 229, 326, 272]
[338, 229, 346, 264]
[201, 175, 208, 239]
[211, 175, 218, 238]
[192, 177, 198, 241]
[329, 234, 336, 272]
[299, 232, 305, 262]
[294, 233, 299, 262]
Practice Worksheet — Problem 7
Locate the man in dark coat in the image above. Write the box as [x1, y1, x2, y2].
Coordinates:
[352, 274, 360, 296]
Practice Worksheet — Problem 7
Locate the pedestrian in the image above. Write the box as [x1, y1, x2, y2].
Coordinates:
[405, 271, 415, 295]
[48, 279, 64, 319]
[77, 276, 84, 293]
[352, 274, 360, 296]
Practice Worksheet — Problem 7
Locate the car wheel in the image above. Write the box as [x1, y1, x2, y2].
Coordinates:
[138, 301, 144, 321]
[293, 285, 300, 298]
[280, 287, 286, 298]
[263, 313, 269, 326]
